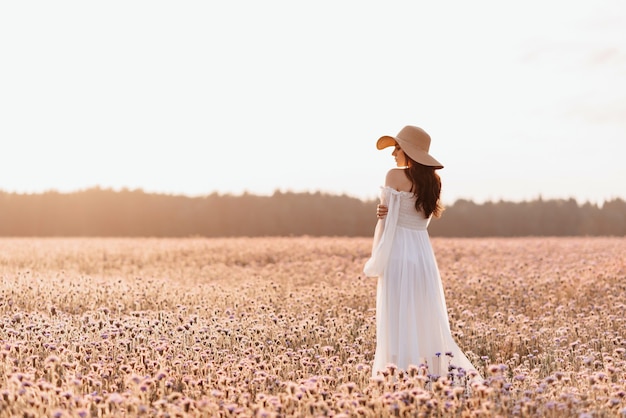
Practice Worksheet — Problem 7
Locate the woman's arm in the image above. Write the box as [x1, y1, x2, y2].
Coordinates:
[377, 169, 407, 219]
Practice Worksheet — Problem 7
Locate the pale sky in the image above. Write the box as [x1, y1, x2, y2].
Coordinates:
[1, 1, 625, 205]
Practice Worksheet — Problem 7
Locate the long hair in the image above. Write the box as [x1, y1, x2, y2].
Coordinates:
[403, 156, 444, 218]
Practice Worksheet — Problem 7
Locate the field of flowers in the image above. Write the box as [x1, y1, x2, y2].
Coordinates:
[0, 236, 625, 417]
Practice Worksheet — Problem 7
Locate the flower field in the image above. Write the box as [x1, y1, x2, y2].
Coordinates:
[0, 237, 625, 417]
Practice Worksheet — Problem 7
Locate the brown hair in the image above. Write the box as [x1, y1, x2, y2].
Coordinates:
[404, 156, 444, 218]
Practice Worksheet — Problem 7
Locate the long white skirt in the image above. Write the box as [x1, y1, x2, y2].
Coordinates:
[371, 226, 478, 379]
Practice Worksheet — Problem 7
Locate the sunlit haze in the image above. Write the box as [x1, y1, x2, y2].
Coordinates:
[1, 1, 625, 204]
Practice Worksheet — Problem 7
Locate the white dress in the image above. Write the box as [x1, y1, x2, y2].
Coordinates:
[364, 186, 479, 379]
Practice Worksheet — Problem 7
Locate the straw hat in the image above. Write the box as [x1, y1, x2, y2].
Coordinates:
[376, 125, 443, 169]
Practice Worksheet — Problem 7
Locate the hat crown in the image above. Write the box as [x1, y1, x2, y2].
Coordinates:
[396, 125, 431, 152]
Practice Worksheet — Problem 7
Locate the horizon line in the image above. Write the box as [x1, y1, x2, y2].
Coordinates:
[0, 186, 624, 206]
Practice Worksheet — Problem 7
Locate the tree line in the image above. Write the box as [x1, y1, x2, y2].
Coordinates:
[0, 188, 624, 237]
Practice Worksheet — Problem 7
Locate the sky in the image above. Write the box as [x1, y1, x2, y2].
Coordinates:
[1, 1, 625, 205]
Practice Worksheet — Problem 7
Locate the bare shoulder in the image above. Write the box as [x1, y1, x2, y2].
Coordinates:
[385, 168, 412, 192]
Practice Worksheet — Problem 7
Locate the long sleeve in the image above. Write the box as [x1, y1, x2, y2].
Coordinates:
[363, 187, 401, 277]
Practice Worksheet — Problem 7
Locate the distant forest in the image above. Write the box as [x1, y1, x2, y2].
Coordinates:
[0, 188, 625, 237]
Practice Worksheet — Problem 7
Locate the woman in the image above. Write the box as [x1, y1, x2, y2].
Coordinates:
[364, 125, 479, 382]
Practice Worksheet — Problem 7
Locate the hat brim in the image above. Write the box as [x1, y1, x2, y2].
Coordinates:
[376, 135, 444, 169]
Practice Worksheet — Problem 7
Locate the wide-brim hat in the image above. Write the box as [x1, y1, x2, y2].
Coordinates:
[376, 125, 443, 169]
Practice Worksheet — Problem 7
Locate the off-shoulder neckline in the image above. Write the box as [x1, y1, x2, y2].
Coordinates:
[380, 185, 414, 196]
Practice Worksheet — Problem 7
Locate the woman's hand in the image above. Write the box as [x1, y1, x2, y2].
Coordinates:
[376, 204, 388, 219]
